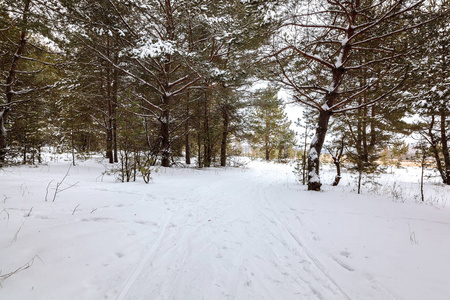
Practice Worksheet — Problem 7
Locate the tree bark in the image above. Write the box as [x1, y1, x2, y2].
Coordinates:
[440, 107, 450, 184]
[428, 115, 446, 183]
[420, 151, 425, 202]
[160, 105, 171, 167]
[264, 120, 270, 161]
[332, 137, 345, 186]
[112, 50, 119, 163]
[203, 91, 212, 167]
[220, 108, 229, 167]
[307, 110, 332, 190]
[185, 95, 191, 165]
[160, 0, 174, 168]
[302, 126, 308, 185]
[106, 38, 113, 164]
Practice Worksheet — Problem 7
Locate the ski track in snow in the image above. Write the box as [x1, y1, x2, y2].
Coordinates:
[115, 168, 350, 300]
[116, 212, 174, 300]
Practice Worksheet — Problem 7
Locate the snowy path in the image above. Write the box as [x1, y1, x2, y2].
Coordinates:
[2, 160, 450, 299]
[115, 167, 349, 300]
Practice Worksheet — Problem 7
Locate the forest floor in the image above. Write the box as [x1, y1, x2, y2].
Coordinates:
[1, 156, 450, 300]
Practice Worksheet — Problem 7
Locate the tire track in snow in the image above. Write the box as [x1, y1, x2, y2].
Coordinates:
[115, 212, 174, 300]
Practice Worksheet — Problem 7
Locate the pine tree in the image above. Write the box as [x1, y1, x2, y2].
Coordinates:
[0, 0, 59, 165]
[250, 88, 295, 161]
[410, 2, 450, 185]
[265, 0, 434, 190]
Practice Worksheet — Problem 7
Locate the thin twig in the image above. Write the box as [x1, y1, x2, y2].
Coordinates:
[45, 180, 54, 202]
[72, 204, 80, 215]
[0, 256, 43, 287]
[10, 225, 23, 245]
[52, 164, 73, 202]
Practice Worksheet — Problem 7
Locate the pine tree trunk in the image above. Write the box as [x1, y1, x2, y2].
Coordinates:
[185, 95, 191, 164]
[106, 126, 113, 163]
[160, 38, 173, 167]
[161, 107, 171, 167]
[421, 153, 425, 202]
[332, 138, 344, 186]
[332, 158, 341, 186]
[220, 109, 229, 167]
[429, 115, 446, 183]
[440, 107, 450, 184]
[0, 122, 7, 165]
[307, 110, 332, 191]
[203, 92, 211, 167]
[197, 131, 202, 168]
[22, 115, 28, 164]
[106, 38, 113, 164]
[112, 51, 119, 163]
[302, 128, 308, 185]
[185, 127, 191, 164]
[265, 128, 270, 161]
[357, 167, 362, 194]
[71, 128, 76, 166]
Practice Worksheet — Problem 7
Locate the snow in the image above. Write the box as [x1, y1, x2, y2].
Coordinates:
[309, 147, 318, 159]
[308, 168, 320, 184]
[1, 158, 450, 299]
[133, 40, 175, 59]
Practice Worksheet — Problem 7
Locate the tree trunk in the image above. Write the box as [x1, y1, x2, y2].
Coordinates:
[106, 126, 113, 163]
[332, 158, 341, 186]
[357, 167, 362, 194]
[0, 0, 30, 165]
[112, 50, 119, 163]
[203, 92, 212, 167]
[307, 110, 332, 191]
[185, 125, 191, 164]
[302, 127, 308, 185]
[71, 128, 76, 166]
[440, 107, 450, 184]
[264, 125, 270, 161]
[185, 95, 191, 164]
[160, 107, 171, 167]
[196, 99, 202, 168]
[429, 115, 446, 183]
[106, 38, 113, 164]
[220, 109, 229, 167]
[197, 131, 202, 168]
[22, 115, 28, 164]
[420, 152, 425, 202]
[332, 137, 344, 186]
[160, 2, 175, 168]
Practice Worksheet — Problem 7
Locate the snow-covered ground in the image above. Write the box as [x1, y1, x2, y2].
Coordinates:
[1, 157, 450, 300]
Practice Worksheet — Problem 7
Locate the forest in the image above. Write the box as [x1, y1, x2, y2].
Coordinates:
[2, 1, 450, 299]
[0, 0, 449, 191]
